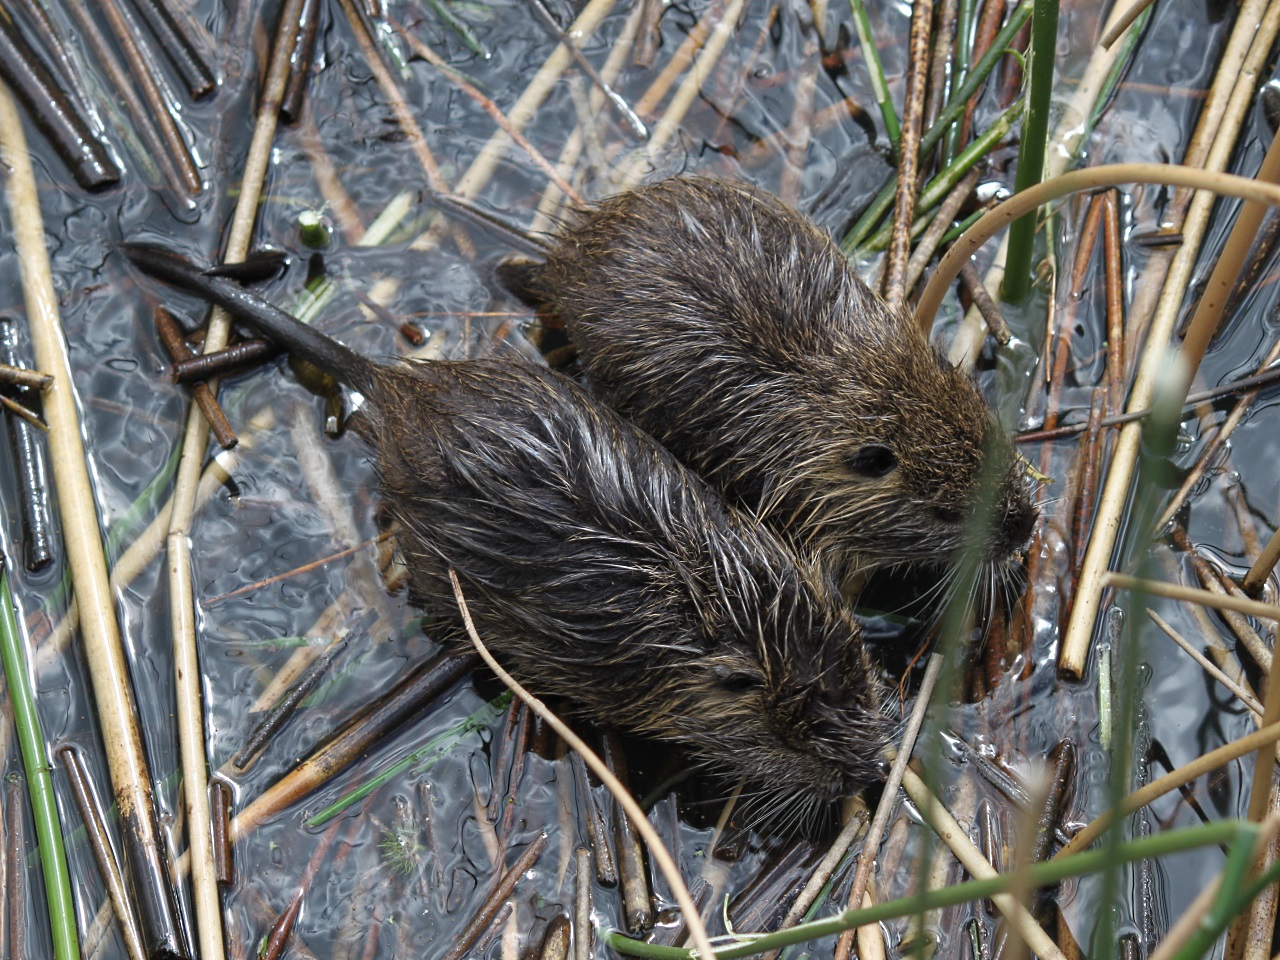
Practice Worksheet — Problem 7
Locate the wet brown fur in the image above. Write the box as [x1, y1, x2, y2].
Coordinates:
[122, 242, 896, 814]
[504, 177, 1038, 577]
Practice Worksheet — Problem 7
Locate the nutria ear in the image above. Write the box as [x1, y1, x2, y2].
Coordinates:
[494, 256, 544, 306]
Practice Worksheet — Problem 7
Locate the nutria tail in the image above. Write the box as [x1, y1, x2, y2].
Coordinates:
[120, 242, 378, 395]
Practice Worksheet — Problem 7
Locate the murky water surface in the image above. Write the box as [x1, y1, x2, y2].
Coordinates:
[0, 0, 1275, 957]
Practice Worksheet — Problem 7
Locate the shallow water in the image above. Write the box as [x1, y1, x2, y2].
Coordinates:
[0, 0, 1275, 957]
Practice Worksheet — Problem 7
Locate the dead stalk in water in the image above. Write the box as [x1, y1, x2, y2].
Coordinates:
[448, 568, 718, 960]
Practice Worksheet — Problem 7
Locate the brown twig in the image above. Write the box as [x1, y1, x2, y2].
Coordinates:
[93, 0, 203, 194]
[959, 260, 1011, 343]
[58, 745, 146, 960]
[170, 339, 277, 383]
[128, 0, 217, 98]
[154, 307, 238, 449]
[281, 0, 323, 122]
[232, 637, 349, 770]
[442, 834, 549, 960]
[881, 0, 933, 311]
[0, 13, 118, 190]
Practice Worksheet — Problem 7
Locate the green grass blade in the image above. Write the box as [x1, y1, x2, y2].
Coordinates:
[842, 0, 1034, 253]
[848, 0, 900, 150]
[1000, 0, 1059, 303]
[0, 562, 82, 960]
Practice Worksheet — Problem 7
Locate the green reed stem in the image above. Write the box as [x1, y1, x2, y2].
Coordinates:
[306, 692, 511, 826]
[0, 560, 81, 960]
[842, 0, 1034, 253]
[609, 819, 1252, 959]
[1000, 0, 1058, 303]
[848, 0, 899, 151]
[943, 0, 979, 164]
[1085, 4, 1152, 143]
[861, 98, 1022, 253]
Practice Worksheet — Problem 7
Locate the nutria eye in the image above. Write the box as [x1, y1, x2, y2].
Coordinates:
[846, 444, 897, 478]
[933, 506, 964, 524]
[717, 672, 763, 693]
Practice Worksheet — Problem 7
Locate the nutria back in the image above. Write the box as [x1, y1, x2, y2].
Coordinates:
[121, 242, 894, 807]
[509, 177, 1037, 575]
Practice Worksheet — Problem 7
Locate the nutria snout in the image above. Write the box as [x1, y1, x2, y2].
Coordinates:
[500, 176, 1038, 579]
[122, 242, 895, 810]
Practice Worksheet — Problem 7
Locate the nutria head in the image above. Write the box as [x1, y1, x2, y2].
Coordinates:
[507, 176, 1038, 578]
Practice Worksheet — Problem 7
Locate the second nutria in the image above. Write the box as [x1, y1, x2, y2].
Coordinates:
[500, 177, 1037, 579]
[123, 242, 894, 812]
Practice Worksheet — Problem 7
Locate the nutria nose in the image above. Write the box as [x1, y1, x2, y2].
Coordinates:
[997, 490, 1038, 556]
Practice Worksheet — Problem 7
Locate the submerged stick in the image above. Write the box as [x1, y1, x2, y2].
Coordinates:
[0, 80, 186, 960]
[0, 317, 54, 571]
[0, 16, 118, 190]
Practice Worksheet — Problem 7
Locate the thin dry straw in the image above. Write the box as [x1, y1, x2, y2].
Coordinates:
[449, 568, 719, 960]
[0, 79, 186, 959]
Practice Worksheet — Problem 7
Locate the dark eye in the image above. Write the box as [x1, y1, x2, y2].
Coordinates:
[716, 671, 763, 693]
[933, 506, 964, 524]
[846, 444, 897, 478]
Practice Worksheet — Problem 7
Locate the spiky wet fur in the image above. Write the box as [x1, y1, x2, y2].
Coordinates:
[119, 241, 896, 808]
[510, 177, 1038, 580]
[365, 359, 893, 800]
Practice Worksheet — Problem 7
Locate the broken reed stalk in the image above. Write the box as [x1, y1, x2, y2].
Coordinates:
[620, 0, 748, 190]
[0, 79, 187, 960]
[161, 3, 306, 958]
[448, 568, 718, 960]
[94, 0, 202, 195]
[880, 0, 932, 311]
[129, 0, 216, 98]
[390, 24, 583, 204]
[0, 13, 118, 191]
[0, 563, 79, 960]
[58, 745, 146, 960]
[226, 651, 479, 845]
[832, 650, 946, 960]
[1174, 124, 1280, 407]
[61, 0, 193, 202]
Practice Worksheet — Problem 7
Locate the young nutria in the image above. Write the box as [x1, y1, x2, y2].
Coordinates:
[499, 177, 1037, 580]
[123, 243, 894, 816]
